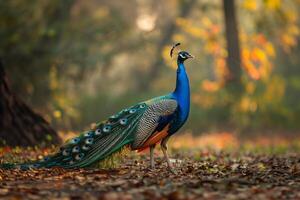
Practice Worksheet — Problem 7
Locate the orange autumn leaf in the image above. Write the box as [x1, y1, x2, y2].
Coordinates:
[201, 80, 220, 92]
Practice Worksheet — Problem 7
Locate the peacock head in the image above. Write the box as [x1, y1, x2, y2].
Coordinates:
[170, 43, 194, 63]
[177, 51, 194, 62]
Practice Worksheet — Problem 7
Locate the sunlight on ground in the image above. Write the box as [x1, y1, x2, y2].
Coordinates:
[171, 132, 239, 150]
[170, 131, 300, 153]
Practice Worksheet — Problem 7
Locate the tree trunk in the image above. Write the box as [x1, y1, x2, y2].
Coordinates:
[0, 59, 61, 146]
[223, 0, 242, 85]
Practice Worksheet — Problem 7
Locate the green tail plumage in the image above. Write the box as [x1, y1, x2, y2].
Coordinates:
[1, 103, 148, 170]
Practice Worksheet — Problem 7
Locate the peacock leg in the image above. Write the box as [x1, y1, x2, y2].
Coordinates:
[150, 145, 155, 168]
[160, 136, 173, 170]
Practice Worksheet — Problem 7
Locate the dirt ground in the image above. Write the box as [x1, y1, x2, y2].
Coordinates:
[1, 148, 300, 200]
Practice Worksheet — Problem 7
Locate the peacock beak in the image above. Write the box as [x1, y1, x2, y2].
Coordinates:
[187, 54, 194, 58]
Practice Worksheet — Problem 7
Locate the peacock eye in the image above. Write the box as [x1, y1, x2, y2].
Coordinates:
[70, 137, 80, 144]
[139, 104, 146, 108]
[82, 145, 90, 151]
[119, 118, 128, 125]
[62, 149, 70, 156]
[75, 153, 84, 160]
[85, 138, 94, 145]
[44, 156, 50, 161]
[103, 125, 111, 133]
[129, 109, 136, 114]
[33, 163, 40, 168]
[72, 146, 80, 153]
[95, 129, 101, 135]
[84, 131, 93, 137]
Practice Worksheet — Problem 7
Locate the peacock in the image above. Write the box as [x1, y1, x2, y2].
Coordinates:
[1, 43, 193, 171]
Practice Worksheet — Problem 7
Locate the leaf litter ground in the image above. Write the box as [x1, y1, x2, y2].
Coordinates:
[1, 146, 300, 200]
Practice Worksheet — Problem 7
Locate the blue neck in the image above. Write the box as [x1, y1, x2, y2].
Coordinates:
[172, 60, 190, 122]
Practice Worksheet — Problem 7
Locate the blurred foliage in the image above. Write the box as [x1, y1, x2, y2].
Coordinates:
[0, 0, 300, 134]
[171, 0, 300, 131]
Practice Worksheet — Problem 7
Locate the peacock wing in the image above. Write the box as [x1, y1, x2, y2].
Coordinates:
[132, 98, 178, 149]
